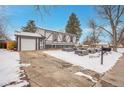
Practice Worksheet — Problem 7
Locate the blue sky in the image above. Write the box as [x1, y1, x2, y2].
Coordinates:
[4, 5, 112, 42]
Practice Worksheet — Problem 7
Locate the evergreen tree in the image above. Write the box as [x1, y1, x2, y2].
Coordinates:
[22, 20, 37, 33]
[65, 13, 82, 40]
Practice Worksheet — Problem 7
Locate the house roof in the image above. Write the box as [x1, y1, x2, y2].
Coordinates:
[15, 31, 42, 38]
[37, 28, 77, 36]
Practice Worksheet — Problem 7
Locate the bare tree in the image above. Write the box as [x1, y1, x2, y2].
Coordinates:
[34, 5, 54, 21]
[83, 35, 93, 46]
[0, 6, 8, 39]
[87, 19, 102, 47]
[96, 5, 124, 51]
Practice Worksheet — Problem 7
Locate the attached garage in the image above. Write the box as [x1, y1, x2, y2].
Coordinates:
[15, 32, 43, 51]
[21, 37, 36, 51]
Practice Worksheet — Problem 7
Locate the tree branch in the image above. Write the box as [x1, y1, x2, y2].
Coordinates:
[97, 25, 113, 37]
[115, 7, 124, 27]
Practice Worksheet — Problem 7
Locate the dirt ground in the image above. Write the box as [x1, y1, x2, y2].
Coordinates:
[20, 50, 100, 87]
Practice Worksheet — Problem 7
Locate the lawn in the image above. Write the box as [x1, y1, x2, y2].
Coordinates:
[44, 49, 123, 73]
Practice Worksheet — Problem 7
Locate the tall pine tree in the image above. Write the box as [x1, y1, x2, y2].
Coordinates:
[65, 13, 82, 40]
[22, 20, 37, 33]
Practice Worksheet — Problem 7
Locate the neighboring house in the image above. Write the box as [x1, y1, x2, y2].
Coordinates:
[0, 37, 16, 49]
[95, 43, 110, 48]
[15, 28, 77, 51]
[0, 38, 7, 49]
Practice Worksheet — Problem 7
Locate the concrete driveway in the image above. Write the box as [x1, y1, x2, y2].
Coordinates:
[20, 50, 100, 87]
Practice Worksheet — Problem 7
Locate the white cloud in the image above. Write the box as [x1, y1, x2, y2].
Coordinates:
[7, 33, 15, 40]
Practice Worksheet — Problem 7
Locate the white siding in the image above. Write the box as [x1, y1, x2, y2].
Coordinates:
[66, 35, 70, 43]
[36, 28, 77, 45]
[17, 37, 20, 51]
[73, 36, 77, 43]
[46, 32, 53, 41]
[58, 34, 62, 42]
[21, 37, 36, 51]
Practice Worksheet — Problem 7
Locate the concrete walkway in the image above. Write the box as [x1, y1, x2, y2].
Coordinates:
[95, 54, 124, 87]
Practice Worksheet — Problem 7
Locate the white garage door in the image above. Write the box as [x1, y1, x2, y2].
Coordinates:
[21, 37, 36, 51]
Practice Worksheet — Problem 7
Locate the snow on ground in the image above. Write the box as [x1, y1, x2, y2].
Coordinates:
[43, 50, 122, 74]
[21, 63, 31, 67]
[0, 49, 29, 87]
[75, 72, 97, 83]
[117, 48, 124, 53]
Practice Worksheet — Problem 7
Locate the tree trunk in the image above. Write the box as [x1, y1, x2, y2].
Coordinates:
[113, 27, 117, 52]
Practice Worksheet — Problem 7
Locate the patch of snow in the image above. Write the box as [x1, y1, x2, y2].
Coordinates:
[0, 49, 29, 87]
[43, 50, 122, 73]
[21, 63, 31, 67]
[75, 72, 97, 83]
[6, 80, 29, 87]
[117, 48, 124, 53]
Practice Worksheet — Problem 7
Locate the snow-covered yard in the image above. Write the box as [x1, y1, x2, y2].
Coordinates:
[44, 49, 123, 74]
[117, 48, 124, 53]
[0, 49, 29, 87]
